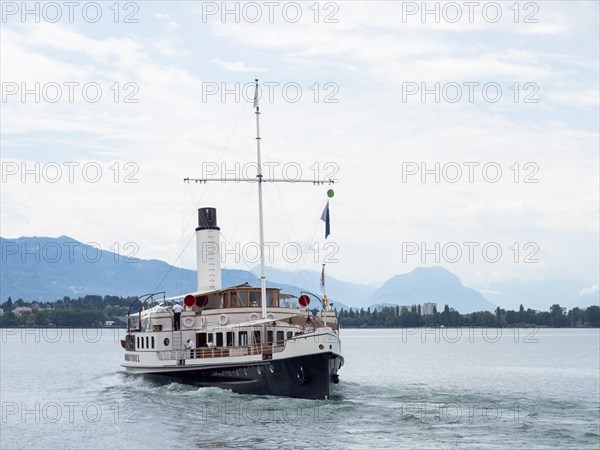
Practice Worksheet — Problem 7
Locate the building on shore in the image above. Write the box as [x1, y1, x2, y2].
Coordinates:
[421, 302, 437, 316]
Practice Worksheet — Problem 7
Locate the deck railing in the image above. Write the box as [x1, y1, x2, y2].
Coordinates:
[156, 342, 286, 361]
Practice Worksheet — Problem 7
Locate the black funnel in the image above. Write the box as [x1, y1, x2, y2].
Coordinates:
[196, 207, 220, 231]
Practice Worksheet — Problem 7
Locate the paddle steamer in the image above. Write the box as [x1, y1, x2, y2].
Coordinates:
[121, 81, 343, 399]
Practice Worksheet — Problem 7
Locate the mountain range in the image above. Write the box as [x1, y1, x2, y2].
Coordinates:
[1, 236, 598, 312]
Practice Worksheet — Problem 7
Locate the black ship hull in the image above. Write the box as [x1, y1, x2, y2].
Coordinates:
[140, 352, 343, 400]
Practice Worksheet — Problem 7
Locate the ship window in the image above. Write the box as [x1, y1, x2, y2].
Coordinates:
[145, 336, 149, 348]
[276, 331, 284, 344]
[223, 292, 230, 308]
[252, 330, 261, 344]
[164, 338, 170, 346]
[198, 333, 207, 347]
[267, 330, 273, 343]
[151, 336, 155, 349]
[226, 332, 234, 347]
[250, 291, 261, 307]
[239, 291, 249, 307]
[136, 337, 140, 348]
[140, 337, 144, 349]
[239, 331, 248, 346]
[287, 331, 293, 340]
[271, 291, 278, 307]
[230, 292, 238, 308]
[216, 333, 223, 347]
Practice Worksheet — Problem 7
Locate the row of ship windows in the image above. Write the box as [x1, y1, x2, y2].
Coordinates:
[135, 330, 296, 350]
[196, 330, 294, 347]
[136, 336, 155, 349]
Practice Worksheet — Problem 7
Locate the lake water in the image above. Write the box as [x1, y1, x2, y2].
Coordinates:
[1, 328, 598, 449]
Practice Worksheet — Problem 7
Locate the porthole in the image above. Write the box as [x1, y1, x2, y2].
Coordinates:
[329, 345, 332, 350]
[319, 344, 324, 350]
[257, 367, 262, 375]
[164, 338, 170, 346]
[269, 365, 275, 373]
[244, 368, 248, 376]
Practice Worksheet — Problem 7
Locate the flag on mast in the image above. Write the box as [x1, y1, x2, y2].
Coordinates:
[321, 201, 330, 239]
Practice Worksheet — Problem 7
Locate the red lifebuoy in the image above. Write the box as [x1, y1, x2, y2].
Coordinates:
[184, 295, 196, 307]
[298, 295, 310, 307]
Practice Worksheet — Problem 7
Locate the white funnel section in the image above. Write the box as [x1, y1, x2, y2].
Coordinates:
[195, 207, 221, 293]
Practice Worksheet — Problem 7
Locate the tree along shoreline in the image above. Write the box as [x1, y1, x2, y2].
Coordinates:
[1, 295, 599, 328]
[335, 304, 600, 328]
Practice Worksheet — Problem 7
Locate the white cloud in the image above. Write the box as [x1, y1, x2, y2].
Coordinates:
[580, 285, 600, 296]
[1, 3, 598, 288]
[210, 58, 268, 73]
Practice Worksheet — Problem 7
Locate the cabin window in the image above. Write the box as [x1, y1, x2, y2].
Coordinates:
[223, 292, 230, 308]
[207, 334, 214, 345]
[226, 332, 234, 347]
[239, 331, 248, 346]
[151, 336, 155, 349]
[140, 337, 144, 349]
[287, 331, 293, 340]
[216, 333, 223, 347]
[197, 333, 207, 348]
[267, 330, 273, 343]
[250, 291, 261, 307]
[230, 292, 238, 308]
[252, 330, 261, 344]
[276, 331, 284, 344]
[239, 291, 249, 307]
[146, 336, 149, 349]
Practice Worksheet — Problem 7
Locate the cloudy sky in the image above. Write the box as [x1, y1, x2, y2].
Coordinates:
[1, 1, 598, 295]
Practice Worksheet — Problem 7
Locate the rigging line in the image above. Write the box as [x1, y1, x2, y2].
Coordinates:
[202, 100, 252, 166]
[264, 184, 321, 296]
[216, 137, 257, 220]
[229, 183, 255, 239]
[156, 182, 210, 295]
[266, 186, 316, 292]
[218, 230, 261, 281]
[271, 181, 297, 248]
[264, 184, 294, 254]
[261, 113, 311, 160]
[152, 231, 196, 294]
[185, 178, 214, 229]
[180, 181, 186, 293]
[289, 198, 329, 294]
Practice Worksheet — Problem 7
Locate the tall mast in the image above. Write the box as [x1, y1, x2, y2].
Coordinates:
[185, 79, 337, 320]
[254, 79, 268, 320]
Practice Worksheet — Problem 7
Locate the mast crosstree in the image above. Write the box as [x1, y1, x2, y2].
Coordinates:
[185, 79, 336, 319]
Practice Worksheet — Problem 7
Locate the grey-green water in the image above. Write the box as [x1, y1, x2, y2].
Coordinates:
[1, 328, 598, 449]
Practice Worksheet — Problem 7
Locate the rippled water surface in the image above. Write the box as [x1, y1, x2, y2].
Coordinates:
[1, 328, 599, 449]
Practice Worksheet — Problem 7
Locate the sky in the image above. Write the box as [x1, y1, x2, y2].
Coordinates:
[1, 1, 598, 297]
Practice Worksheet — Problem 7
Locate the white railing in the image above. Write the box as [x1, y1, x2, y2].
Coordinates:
[156, 342, 285, 361]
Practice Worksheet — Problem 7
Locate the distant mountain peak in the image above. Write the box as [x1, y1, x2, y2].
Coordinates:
[368, 266, 495, 313]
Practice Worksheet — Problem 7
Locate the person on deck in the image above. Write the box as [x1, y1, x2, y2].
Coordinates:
[172, 302, 183, 330]
[185, 338, 196, 358]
